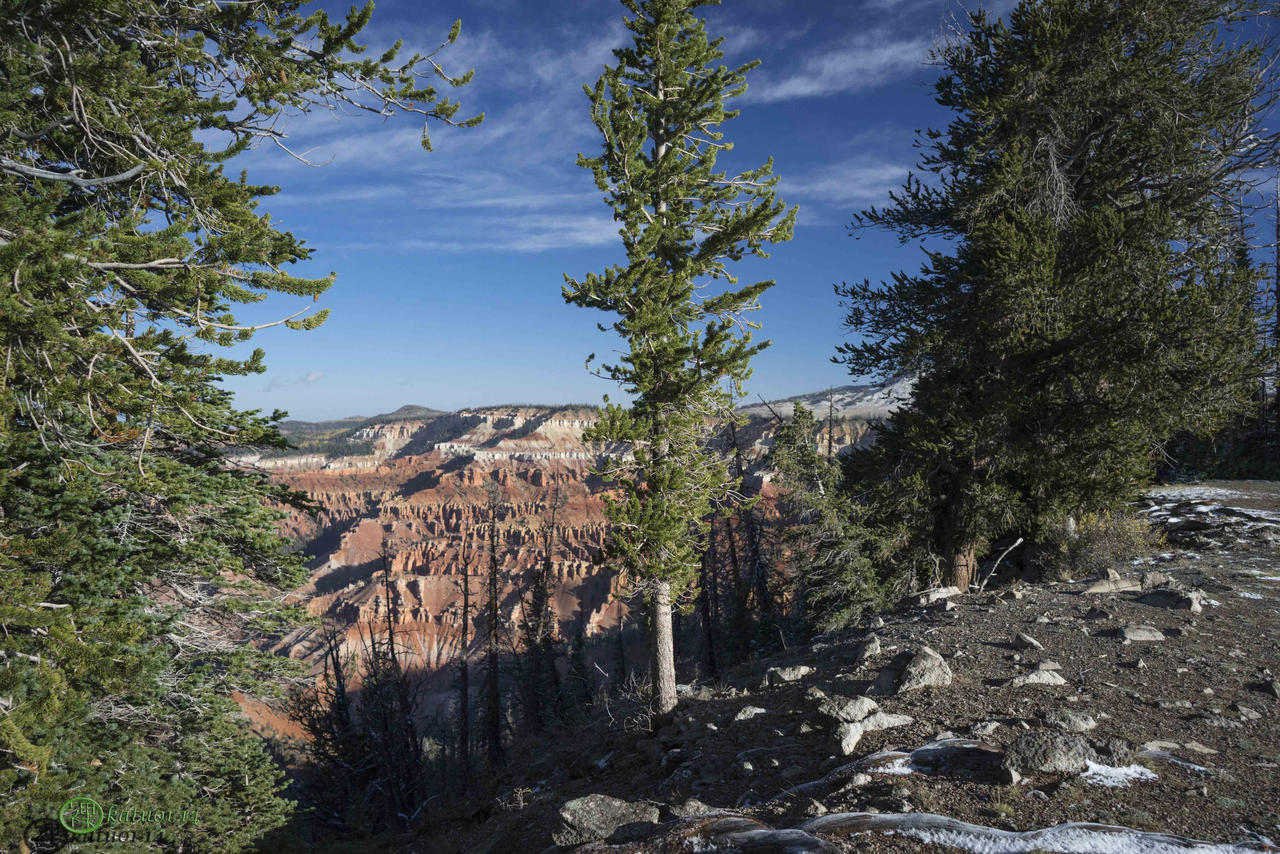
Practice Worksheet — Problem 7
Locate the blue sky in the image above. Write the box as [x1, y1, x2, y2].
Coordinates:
[219, 0, 1038, 420]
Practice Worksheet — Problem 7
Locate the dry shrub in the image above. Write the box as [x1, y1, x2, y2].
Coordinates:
[1040, 511, 1163, 581]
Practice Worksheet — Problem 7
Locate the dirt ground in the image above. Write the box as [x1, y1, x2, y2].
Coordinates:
[413, 482, 1280, 854]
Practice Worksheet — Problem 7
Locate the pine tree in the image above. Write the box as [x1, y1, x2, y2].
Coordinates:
[0, 3, 479, 848]
[837, 0, 1276, 586]
[564, 0, 795, 714]
[766, 404, 889, 632]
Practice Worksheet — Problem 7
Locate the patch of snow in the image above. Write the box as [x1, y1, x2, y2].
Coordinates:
[1148, 485, 1243, 501]
[1256, 576, 1280, 582]
[875, 756, 915, 775]
[1204, 599, 1222, 607]
[802, 812, 1268, 854]
[1239, 592, 1264, 600]
[1081, 761, 1158, 787]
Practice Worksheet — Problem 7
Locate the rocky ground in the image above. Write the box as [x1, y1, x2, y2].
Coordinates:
[424, 482, 1280, 854]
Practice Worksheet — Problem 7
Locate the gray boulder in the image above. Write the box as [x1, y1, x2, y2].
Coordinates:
[1003, 731, 1095, 775]
[836, 711, 915, 755]
[816, 694, 878, 724]
[762, 664, 814, 687]
[1119, 624, 1166, 643]
[1042, 708, 1097, 733]
[1013, 633, 1043, 650]
[897, 646, 954, 693]
[554, 794, 660, 846]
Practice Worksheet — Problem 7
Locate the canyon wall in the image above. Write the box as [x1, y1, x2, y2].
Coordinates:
[252, 386, 902, 697]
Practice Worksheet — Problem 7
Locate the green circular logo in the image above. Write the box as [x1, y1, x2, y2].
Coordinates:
[59, 797, 104, 834]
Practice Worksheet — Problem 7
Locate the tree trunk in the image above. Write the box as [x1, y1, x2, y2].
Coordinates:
[945, 545, 977, 591]
[458, 561, 470, 791]
[730, 422, 770, 617]
[485, 514, 503, 767]
[697, 542, 719, 679]
[650, 580, 678, 714]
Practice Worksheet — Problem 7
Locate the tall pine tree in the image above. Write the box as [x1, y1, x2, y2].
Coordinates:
[0, 2, 478, 848]
[839, 0, 1276, 587]
[564, 0, 795, 713]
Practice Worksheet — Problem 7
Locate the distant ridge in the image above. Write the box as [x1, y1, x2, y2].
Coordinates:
[279, 404, 446, 438]
[737, 376, 913, 422]
[275, 377, 912, 440]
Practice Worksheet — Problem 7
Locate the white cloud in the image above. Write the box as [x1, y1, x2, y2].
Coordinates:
[399, 213, 619, 254]
[746, 34, 932, 102]
[784, 158, 908, 208]
[263, 370, 325, 392]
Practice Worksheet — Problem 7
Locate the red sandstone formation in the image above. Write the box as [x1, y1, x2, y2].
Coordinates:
[252, 393, 890, 701]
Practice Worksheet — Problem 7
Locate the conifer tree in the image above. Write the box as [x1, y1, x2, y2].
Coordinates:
[0, 2, 478, 848]
[766, 404, 888, 631]
[564, 0, 795, 714]
[838, 0, 1276, 587]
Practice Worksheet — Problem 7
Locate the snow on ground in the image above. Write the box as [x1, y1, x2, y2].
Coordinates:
[1081, 761, 1159, 788]
[801, 813, 1273, 854]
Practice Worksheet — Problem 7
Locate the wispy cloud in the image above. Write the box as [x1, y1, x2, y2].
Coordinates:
[746, 34, 931, 102]
[784, 158, 909, 208]
[399, 213, 620, 254]
[263, 370, 325, 393]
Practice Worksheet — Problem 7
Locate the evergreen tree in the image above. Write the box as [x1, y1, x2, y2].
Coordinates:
[564, 0, 795, 714]
[838, 0, 1276, 587]
[0, 2, 478, 848]
[766, 404, 889, 632]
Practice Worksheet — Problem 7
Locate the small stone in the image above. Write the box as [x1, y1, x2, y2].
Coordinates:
[818, 694, 879, 723]
[762, 665, 814, 687]
[854, 634, 883, 664]
[733, 706, 766, 723]
[869, 616, 885, 629]
[1139, 587, 1204, 614]
[1042, 708, 1097, 733]
[1184, 741, 1217, 755]
[971, 720, 1001, 738]
[1036, 660, 1062, 671]
[914, 586, 962, 606]
[1008, 670, 1068, 688]
[1085, 576, 1141, 594]
[897, 646, 954, 693]
[1235, 704, 1261, 721]
[1119, 624, 1165, 643]
[803, 798, 828, 817]
[670, 798, 714, 818]
[1014, 633, 1044, 650]
[836, 711, 914, 755]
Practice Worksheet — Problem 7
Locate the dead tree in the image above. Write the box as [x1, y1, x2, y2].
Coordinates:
[483, 479, 504, 767]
